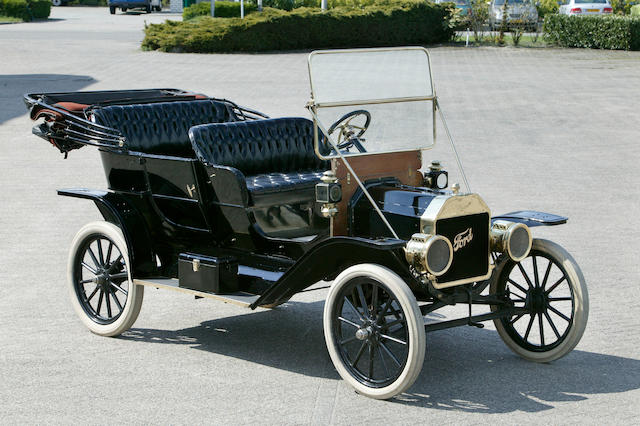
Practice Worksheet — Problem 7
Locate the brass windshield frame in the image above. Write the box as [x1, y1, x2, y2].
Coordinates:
[307, 46, 438, 161]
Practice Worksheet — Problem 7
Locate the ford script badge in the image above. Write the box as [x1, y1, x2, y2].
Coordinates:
[453, 227, 473, 252]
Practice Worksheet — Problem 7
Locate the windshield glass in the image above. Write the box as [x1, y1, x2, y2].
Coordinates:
[308, 48, 436, 159]
[575, 0, 607, 3]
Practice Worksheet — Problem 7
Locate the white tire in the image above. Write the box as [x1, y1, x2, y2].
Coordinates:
[67, 221, 144, 337]
[324, 264, 426, 399]
[491, 239, 588, 363]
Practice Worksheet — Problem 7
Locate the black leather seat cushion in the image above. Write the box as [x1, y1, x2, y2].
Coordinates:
[189, 118, 329, 206]
[91, 100, 236, 158]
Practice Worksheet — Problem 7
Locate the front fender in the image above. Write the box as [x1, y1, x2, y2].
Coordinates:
[58, 188, 156, 276]
[251, 237, 415, 309]
[491, 210, 568, 228]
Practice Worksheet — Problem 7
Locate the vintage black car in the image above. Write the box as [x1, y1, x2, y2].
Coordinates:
[25, 47, 588, 399]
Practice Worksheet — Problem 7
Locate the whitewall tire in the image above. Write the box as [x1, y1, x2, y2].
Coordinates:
[323, 264, 426, 399]
[491, 239, 588, 363]
[67, 221, 144, 337]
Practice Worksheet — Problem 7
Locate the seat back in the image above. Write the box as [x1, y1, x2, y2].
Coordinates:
[188, 117, 328, 176]
[91, 100, 237, 157]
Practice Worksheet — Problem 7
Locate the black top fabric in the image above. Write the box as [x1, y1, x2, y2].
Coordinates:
[90, 100, 236, 157]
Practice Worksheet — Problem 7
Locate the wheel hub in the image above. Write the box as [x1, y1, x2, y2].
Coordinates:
[526, 288, 547, 314]
[355, 326, 373, 341]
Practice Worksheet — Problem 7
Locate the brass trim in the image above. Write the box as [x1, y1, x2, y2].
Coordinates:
[312, 96, 436, 109]
[419, 193, 493, 289]
[490, 220, 532, 262]
[405, 233, 454, 277]
[431, 268, 494, 290]
[420, 193, 491, 235]
[307, 46, 437, 161]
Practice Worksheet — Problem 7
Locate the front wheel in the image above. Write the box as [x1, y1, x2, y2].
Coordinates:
[324, 264, 426, 399]
[109, 6, 116, 14]
[67, 221, 144, 337]
[490, 239, 588, 362]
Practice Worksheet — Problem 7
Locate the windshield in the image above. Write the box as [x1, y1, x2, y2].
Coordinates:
[494, 0, 529, 4]
[575, 0, 607, 3]
[308, 47, 436, 159]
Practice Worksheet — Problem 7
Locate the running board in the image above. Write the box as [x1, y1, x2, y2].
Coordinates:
[133, 278, 260, 308]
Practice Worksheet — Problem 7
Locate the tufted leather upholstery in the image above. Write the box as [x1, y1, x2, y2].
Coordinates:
[91, 100, 236, 157]
[189, 118, 329, 206]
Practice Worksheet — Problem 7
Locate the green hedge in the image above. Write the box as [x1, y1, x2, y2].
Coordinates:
[632, 4, 640, 16]
[0, 0, 50, 21]
[29, 0, 49, 18]
[260, 0, 385, 11]
[183, 1, 258, 19]
[544, 14, 640, 50]
[536, 0, 558, 20]
[143, 1, 455, 53]
[0, 0, 30, 20]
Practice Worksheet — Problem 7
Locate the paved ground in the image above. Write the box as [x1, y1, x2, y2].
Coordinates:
[1, 6, 639, 425]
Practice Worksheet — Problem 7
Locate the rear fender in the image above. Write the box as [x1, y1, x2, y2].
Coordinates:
[58, 188, 156, 276]
[251, 237, 415, 308]
[491, 210, 568, 228]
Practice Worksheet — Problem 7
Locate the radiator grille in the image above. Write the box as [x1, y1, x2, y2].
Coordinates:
[435, 213, 490, 284]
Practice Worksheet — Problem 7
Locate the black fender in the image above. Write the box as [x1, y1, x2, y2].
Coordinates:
[491, 210, 568, 228]
[251, 237, 415, 309]
[58, 188, 157, 276]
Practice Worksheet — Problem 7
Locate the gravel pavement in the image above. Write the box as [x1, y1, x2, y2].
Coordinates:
[1, 7, 639, 425]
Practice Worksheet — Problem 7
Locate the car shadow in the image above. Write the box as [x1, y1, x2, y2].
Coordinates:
[0, 74, 95, 124]
[121, 300, 640, 412]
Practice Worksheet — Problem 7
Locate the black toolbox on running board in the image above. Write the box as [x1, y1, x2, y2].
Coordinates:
[178, 253, 239, 294]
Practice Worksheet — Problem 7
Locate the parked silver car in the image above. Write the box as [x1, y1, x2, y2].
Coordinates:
[489, 0, 539, 31]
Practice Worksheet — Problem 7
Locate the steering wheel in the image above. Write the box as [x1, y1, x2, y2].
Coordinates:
[327, 110, 371, 153]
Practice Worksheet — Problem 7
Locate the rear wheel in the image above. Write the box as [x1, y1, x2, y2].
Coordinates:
[109, 6, 116, 14]
[67, 221, 144, 337]
[145, 4, 151, 12]
[52, 0, 62, 5]
[324, 264, 425, 399]
[490, 239, 588, 362]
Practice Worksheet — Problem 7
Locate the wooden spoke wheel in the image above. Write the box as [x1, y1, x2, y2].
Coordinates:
[491, 239, 588, 362]
[68, 222, 143, 337]
[324, 264, 425, 399]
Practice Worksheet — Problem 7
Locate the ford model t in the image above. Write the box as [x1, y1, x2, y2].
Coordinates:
[25, 47, 588, 399]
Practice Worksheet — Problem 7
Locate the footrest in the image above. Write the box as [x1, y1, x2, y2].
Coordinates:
[133, 278, 260, 308]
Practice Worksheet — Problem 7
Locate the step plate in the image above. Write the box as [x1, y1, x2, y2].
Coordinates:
[133, 278, 260, 308]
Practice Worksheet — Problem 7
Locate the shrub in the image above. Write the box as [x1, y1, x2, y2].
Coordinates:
[259, 0, 426, 11]
[0, 0, 49, 20]
[29, 0, 50, 18]
[610, 0, 636, 15]
[184, 1, 258, 19]
[0, 0, 30, 20]
[632, 4, 640, 15]
[536, 0, 558, 19]
[143, 1, 455, 53]
[544, 14, 640, 50]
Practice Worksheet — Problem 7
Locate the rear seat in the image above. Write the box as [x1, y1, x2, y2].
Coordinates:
[90, 100, 237, 158]
[189, 117, 329, 207]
